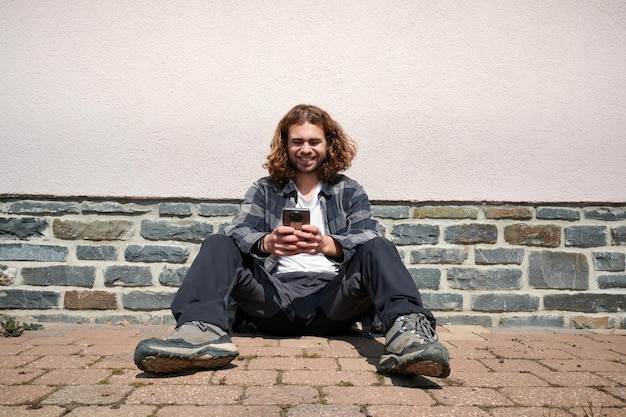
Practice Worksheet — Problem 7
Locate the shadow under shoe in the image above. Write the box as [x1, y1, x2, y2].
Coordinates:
[134, 321, 239, 374]
[378, 314, 451, 379]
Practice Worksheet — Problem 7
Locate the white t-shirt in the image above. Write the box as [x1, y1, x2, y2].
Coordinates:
[275, 183, 340, 275]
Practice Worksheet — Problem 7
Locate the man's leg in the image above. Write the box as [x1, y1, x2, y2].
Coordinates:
[317, 237, 450, 378]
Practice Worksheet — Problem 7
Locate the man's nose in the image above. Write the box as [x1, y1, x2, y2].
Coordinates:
[301, 142, 312, 152]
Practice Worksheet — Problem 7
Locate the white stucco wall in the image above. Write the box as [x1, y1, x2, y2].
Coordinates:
[1, 1, 625, 202]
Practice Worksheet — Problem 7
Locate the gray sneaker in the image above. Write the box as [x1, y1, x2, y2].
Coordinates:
[378, 313, 450, 378]
[134, 321, 239, 374]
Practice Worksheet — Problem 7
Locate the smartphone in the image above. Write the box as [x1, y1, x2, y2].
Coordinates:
[282, 208, 310, 230]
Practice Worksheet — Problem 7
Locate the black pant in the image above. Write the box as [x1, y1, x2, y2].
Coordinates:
[171, 234, 435, 336]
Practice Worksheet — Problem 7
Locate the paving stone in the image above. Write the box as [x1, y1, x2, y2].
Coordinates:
[63, 405, 157, 417]
[243, 385, 318, 405]
[157, 405, 282, 417]
[281, 370, 379, 386]
[322, 385, 435, 406]
[0, 368, 46, 385]
[367, 405, 490, 416]
[499, 386, 624, 407]
[429, 387, 514, 407]
[247, 357, 338, 371]
[447, 371, 549, 387]
[32, 368, 112, 385]
[42, 384, 132, 405]
[126, 385, 242, 405]
[0, 405, 66, 417]
[532, 371, 616, 387]
[0, 385, 55, 405]
[287, 404, 363, 417]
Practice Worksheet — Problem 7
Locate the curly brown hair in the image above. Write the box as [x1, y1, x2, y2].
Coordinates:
[265, 104, 357, 188]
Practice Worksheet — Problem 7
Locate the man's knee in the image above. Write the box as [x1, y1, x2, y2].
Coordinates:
[357, 237, 398, 255]
[200, 234, 239, 254]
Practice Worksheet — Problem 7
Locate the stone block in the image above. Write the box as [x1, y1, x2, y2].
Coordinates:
[0, 217, 48, 240]
[504, 224, 560, 247]
[125, 245, 189, 263]
[536, 207, 580, 221]
[104, 265, 152, 287]
[198, 203, 240, 217]
[421, 292, 463, 311]
[0, 265, 16, 285]
[475, 248, 524, 265]
[76, 245, 118, 260]
[0, 289, 60, 309]
[81, 202, 151, 215]
[371, 205, 410, 219]
[584, 207, 626, 221]
[444, 224, 497, 244]
[570, 315, 611, 329]
[407, 268, 441, 290]
[22, 266, 96, 287]
[413, 206, 478, 219]
[53, 219, 134, 240]
[159, 266, 189, 287]
[410, 247, 467, 264]
[0, 244, 68, 261]
[122, 290, 176, 311]
[484, 207, 533, 220]
[471, 294, 540, 312]
[447, 268, 522, 290]
[435, 315, 493, 327]
[140, 220, 213, 242]
[611, 226, 626, 245]
[564, 226, 607, 247]
[7, 201, 79, 215]
[593, 252, 625, 271]
[528, 251, 589, 290]
[159, 203, 192, 217]
[499, 315, 564, 328]
[543, 293, 625, 313]
[598, 274, 626, 289]
[64, 290, 117, 310]
[390, 224, 439, 245]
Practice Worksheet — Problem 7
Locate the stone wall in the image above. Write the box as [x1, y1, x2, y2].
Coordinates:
[1, 198, 625, 329]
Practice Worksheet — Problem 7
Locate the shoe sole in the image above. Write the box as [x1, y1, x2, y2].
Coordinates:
[378, 343, 450, 378]
[134, 339, 239, 374]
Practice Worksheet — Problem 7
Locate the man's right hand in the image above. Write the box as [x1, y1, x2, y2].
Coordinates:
[263, 226, 300, 256]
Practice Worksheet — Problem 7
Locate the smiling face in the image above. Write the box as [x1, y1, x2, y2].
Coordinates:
[287, 122, 327, 176]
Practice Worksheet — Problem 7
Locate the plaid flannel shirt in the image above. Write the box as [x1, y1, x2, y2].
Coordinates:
[224, 175, 381, 272]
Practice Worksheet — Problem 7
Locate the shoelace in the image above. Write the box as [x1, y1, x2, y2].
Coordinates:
[395, 314, 438, 342]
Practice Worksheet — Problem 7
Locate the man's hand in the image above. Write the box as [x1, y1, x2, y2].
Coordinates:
[262, 224, 343, 259]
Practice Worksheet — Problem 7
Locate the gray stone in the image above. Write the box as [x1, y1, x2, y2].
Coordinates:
[421, 292, 463, 311]
[217, 222, 230, 235]
[436, 315, 493, 327]
[612, 226, 626, 245]
[528, 251, 589, 290]
[0, 289, 60, 309]
[471, 294, 540, 312]
[593, 252, 625, 271]
[7, 201, 79, 215]
[22, 266, 96, 287]
[76, 245, 118, 260]
[544, 293, 625, 313]
[536, 207, 580, 221]
[159, 202, 193, 217]
[0, 265, 16, 285]
[125, 245, 189, 263]
[53, 219, 134, 240]
[122, 290, 176, 311]
[371, 205, 410, 219]
[390, 224, 439, 245]
[475, 248, 524, 265]
[410, 247, 467, 264]
[140, 220, 213, 242]
[499, 315, 564, 328]
[81, 201, 151, 215]
[103, 265, 152, 287]
[598, 274, 626, 289]
[413, 206, 478, 219]
[0, 217, 48, 240]
[198, 203, 240, 217]
[159, 266, 189, 287]
[504, 224, 561, 247]
[407, 268, 441, 290]
[0, 244, 68, 261]
[447, 268, 522, 290]
[444, 224, 497, 244]
[565, 226, 607, 247]
[584, 207, 626, 221]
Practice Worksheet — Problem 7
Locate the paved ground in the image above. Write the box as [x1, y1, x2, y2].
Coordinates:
[0, 323, 625, 417]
